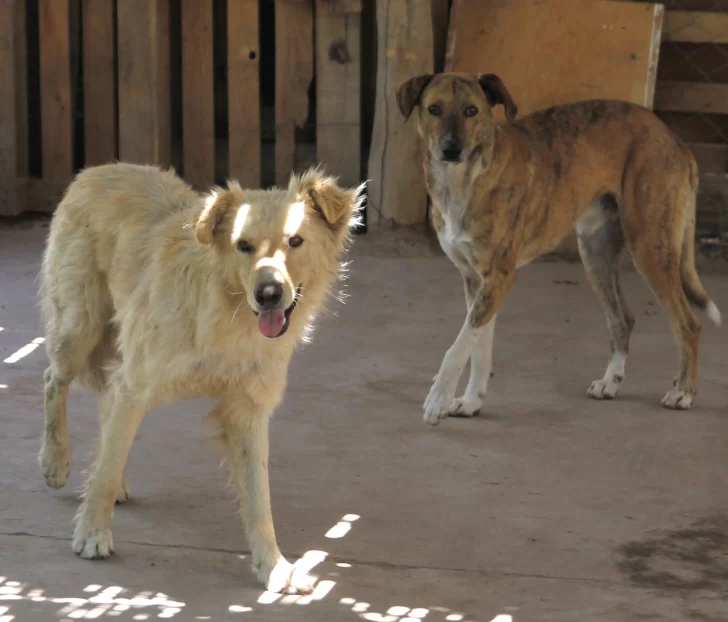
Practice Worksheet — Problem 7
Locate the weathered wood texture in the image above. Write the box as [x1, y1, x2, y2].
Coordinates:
[655, 81, 728, 115]
[315, 0, 361, 188]
[663, 10, 728, 44]
[431, 0, 449, 72]
[0, 0, 19, 215]
[83, 0, 116, 166]
[367, 0, 433, 227]
[275, 0, 313, 187]
[39, 0, 73, 180]
[14, 0, 27, 179]
[117, 0, 171, 166]
[181, 0, 215, 189]
[228, 0, 260, 188]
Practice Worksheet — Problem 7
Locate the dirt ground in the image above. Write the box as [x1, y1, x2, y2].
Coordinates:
[1, 222, 727, 622]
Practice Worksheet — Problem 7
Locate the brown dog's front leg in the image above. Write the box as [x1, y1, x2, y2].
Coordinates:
[423, 268, 516, 426]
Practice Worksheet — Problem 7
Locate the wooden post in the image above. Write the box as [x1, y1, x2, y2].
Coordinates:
[431, 0, 449, 73]
[274, 0, 313, 187]
[117, 0, 171, 166]
[228, 0, 260, 188]
[181, 0, 215, 189]
[39, 0, 73, 180]
[315, 0, 361, 188]
[0, 0, 19, 215]
[367, 0, 433, 227]
[83, 0, 116, 166]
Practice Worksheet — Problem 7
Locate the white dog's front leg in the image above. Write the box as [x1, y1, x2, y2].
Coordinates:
[424, 316, 483, 426]
[220, 404, 314, 594]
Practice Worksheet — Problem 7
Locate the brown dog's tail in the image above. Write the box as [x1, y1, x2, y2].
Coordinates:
[681, 175, 721, 326]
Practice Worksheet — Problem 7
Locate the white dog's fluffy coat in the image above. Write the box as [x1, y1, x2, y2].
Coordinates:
[38, 163, 362, 593]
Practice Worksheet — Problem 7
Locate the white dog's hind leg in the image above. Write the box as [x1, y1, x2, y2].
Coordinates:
[449, 314, 497, 417]
[73, 386, 146, 559]
[217, 402, 314, 595]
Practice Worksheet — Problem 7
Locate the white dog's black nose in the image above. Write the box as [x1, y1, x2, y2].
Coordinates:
[255, 282, 283, 309]
[441, 143, 463, 163]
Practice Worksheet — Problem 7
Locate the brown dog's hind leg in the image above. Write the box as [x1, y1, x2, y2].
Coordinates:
[576, 195, 635, 400]
[623, 186, 701, 410]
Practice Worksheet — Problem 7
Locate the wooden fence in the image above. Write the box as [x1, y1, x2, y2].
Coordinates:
[0, 0, 367, 217]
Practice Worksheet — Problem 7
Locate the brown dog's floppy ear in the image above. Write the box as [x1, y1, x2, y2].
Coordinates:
[296, 170, 360, 227]
[195, 188, 235, 244]
[396, 74, 434, 120]
[477, 73, 518, 122]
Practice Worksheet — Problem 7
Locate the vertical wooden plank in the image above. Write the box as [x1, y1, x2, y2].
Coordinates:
[367, 0, 432, 226]
[181, 0, 214, 189]
[274, 0, 313, 187]
[228, 0, 260, 187]
[431, 0, 448, 73]
[117, 0, 171, 166]
[315, 0, 361, 187]
[39, 0, 73, 180]
[0, 0, 19, 215]
[83, 0, 116, 166]
[14, 0, 27, 178]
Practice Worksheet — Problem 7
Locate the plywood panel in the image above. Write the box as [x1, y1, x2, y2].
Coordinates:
[228, 0, 260, 187]
[39, 0, 73, 180]
[83, 0, 116, 166]
[181, 0, 215, 189]
[117, 0, 171, 166]
[315, 0, 361, 187]
[275, 0, 313, 187]
[447, 0, 664, 119]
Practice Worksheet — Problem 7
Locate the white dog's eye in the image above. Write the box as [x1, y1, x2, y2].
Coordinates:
[464, 106, 478, 117]
[288, 235, 304, 248]
[237, 240, 254, 254]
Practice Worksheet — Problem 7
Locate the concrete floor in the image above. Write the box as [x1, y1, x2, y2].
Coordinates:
[2, 223, 728, 622]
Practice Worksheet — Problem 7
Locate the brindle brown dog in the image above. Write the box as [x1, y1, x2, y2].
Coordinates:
[397, 72, 721, 425]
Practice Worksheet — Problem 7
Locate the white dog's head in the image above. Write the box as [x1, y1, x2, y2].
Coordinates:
[195, 170, 364, 338]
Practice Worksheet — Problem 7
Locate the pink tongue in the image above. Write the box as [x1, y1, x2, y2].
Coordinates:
[258, 309, 286, 337]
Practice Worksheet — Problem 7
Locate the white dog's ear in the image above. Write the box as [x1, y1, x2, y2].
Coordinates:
[296, 170, 360, 227]
[195, 188, 235, 245]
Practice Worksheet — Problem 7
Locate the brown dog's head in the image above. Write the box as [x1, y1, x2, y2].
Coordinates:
[195, 170, 363, 339]
[396, 72, 517, 164]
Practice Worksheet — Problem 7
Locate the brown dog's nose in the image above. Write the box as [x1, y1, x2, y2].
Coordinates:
[255, 282, 283, 309]
[441, 142, 463, 162]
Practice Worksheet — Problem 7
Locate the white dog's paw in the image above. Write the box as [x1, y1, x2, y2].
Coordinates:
[587, 378, 621, 400]
[73, 523, 114, 559]
[38, 441, 71, 489]
[448, 396, 482, 417]
[256, 555, 315, 595]
[115, 479, 131, 505]
[661, 388, 693, 410]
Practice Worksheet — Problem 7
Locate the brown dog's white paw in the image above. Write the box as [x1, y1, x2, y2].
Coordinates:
[38, 441, 71, 489]
[661, 388, 693, 410]
[587, 378, 621, 400]
[448, 396, 482, 417]
[115, 478, 131, 504]
[73, 524, 114, 559]
[256, 556, 315, 595]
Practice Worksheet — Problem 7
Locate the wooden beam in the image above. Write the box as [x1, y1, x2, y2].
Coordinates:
[654, 81, 728, 115]
[431, 0, 449, 73]
[0, 0, 19, 215]
[117, 0, 171, 166]
[83, 0, 116, 166]
[367, 0, 433, 226]
[228, 0, 260, 187]
[274, 0, 313, 187]
[316, 0, 361, 187]
[181, 0, 215, 189]
[39, 0, 73, 180]
[14, 0, 27, 179]
[663, 10, 728, 44]
[16, 177, 68, 214]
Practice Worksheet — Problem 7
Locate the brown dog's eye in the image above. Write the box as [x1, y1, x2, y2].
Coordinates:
[427, 104, 442, 117]
[288, 235, 304, 248]
[237, 240, 254, 254]
[464, 106, 478, 117]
